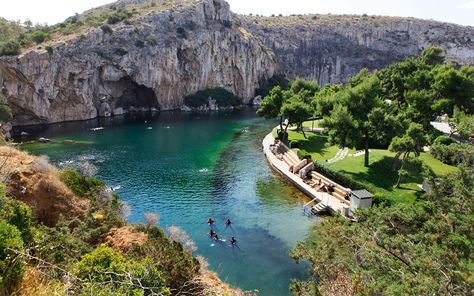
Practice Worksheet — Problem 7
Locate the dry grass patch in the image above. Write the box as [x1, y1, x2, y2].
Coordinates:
[0, 146, 88, 226]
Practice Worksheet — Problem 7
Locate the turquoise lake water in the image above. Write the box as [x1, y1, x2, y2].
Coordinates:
[20, 109, 318, 295]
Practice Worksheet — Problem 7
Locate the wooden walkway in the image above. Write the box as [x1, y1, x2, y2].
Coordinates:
[262, 133, 351, 217]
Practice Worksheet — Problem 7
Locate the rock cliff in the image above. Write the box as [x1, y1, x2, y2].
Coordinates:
[0, 0, 276, 125]
[1, 0, 474, 127]
[241, 14, 474, 85]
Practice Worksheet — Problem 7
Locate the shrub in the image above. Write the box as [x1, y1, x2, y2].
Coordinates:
[74, 247, 168, 295]
[107, 14, 121, 24]
[0, 40, 20, 56]
[167, 225, 197, 253]
[59, 168, 104, 197]
[144, 212, 159, 226]
[430, 142, 474, 166]
[312, 161, 366, 191]
[233, 19, 241, 27]
[0, 220, 25, 293]
[34, 222, 91, 266]
[30, 31, 49, 44]
[0, 190, 33, 244]
[433, 135, 457, 146]
[100, 24, 113, 34]
[184, 87, 242, 108]
[106, 8, 133, 25]
[138, 236, 199, 292]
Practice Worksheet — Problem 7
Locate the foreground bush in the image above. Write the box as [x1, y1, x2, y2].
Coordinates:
[74, 247, 169, 295]
[0, 189, 33, 244]
[291, 166, 474, 295]
[0, 220, 25, 293]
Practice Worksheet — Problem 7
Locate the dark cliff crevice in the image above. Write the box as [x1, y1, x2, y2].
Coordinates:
[114, 78, 159, 111]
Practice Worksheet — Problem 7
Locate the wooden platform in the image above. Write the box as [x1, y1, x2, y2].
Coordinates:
[262, 133, 350, 217]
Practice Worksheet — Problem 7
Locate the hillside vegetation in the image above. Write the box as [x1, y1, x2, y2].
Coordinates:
[0, 146, 239, 295]
[0, 0, 196, 56]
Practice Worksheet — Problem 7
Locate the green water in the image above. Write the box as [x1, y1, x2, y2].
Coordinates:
[20, 109, 318, 295]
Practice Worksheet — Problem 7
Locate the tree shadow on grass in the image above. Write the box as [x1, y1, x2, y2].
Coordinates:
[340, 156, 425, 194]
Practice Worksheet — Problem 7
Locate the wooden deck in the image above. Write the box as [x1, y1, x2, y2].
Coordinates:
[262, 133, 351, 217]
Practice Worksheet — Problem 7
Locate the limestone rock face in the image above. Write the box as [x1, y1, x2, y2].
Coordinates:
[1, 0, 474, 126]
[242, 15, 474, 85]
[0, 0, 276, 125]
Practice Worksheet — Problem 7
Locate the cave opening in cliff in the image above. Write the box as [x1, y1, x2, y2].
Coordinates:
[114, 78, 159, 112]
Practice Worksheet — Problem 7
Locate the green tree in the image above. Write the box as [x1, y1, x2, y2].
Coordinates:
[321, 103, 355, 148]
[291, 165, 474, 295]
[420, 46, 445, 66]
[432, 64, 474, 114]
[257, 86, 287, 132]
[322, 74, 383, 166]
[389, 123, 427, 187]
[280, 98, 312, 138]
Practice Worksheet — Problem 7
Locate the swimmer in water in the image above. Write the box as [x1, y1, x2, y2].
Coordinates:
[230, 236, 237, 245]
[208, 229, 216, 238]
[207, 218, 215, 225]
[224, 219, 232, 226]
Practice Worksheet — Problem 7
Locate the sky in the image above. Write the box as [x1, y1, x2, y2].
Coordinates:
[1, 0, 473, 27]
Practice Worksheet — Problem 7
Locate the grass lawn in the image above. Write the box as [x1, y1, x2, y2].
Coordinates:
[302, 119, 322, 129]
[287, 130, 340, 161]
[286, 130, 457, 204]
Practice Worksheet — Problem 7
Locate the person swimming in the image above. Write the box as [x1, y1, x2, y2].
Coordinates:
[224, 219, 232, 226]
[230, 236, 237, 245]
[207, 217, 215, 225]
[208, 229, 216, 237]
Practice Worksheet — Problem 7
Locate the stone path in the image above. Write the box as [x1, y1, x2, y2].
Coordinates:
[349, 149, 371, 157]
[327, 147, 348, 163]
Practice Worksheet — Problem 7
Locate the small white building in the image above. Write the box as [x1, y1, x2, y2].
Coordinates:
[350, 189, 374, 212]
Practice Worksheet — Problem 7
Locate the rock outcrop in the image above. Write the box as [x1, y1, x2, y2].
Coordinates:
[0, 0, 276, 125]
[1, 0, 474, 126]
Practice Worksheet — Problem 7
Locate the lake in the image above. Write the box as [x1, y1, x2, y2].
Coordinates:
[18, 109, 318, 295]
